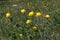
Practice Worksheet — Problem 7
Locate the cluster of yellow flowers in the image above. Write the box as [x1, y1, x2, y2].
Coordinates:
[6, 9, 50, 18]
[6, 8, 50, 18]
[5, 8, 50, 38]
[19, 26, 38, 37]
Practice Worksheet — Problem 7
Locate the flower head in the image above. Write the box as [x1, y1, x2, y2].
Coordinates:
[45, 14, 50, 19]
[28, 11, 34, 17]
[21, 9, 26, 14]
[19, 33, 23, 38]
[6, 12, 11, 18]
[32, 26, 37, 31]
[36, 12, 42, 17]
[26, 19, 31, 24]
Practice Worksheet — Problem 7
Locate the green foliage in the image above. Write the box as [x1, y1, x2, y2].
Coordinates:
[0, 0, 60, 40]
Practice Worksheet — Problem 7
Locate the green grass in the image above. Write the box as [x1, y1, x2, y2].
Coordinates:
[0, 0, 60, 40]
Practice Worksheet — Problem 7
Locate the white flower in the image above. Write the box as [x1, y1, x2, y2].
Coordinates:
[12, 4, 18, 7]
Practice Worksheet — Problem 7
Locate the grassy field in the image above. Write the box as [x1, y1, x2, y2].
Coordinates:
[0, 0, 60, 40]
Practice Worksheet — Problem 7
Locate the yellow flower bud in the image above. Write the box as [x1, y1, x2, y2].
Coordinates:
[6, 12, 11, 18]
[45, 14, 50, 18]
[36, 12, 42, 17]
[32, 26, 37, 30]
[19, 33, 23, 37]
[26, 20, 31, 24]
[21, 9, 26, 14]
[28, 11, 34, 16]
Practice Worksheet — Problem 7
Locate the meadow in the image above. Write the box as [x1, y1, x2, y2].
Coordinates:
[0, 0, 60, 40]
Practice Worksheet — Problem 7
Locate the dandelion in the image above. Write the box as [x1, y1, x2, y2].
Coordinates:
[20, 9, 26, 14]
[36, 12, 42, 17]
[28, 11, 34, 17]
[6, 12, 11, 18]
[32, 26, 37, 31]
[45, 14, 50, 19]
[26, 19, 31, 24]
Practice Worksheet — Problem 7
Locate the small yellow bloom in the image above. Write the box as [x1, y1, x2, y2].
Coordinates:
[26, 19, 31, 24]
[6, 12, 11, 18]
[21, 9, 26, 14]
[45, 14, 50, 18]
[19, 33, 23, 37]
[36, 12, 42, 17]
[28, 11, 34, 16]
[32, 26, 37, 30]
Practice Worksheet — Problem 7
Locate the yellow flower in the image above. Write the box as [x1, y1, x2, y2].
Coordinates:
[45, 14, 50, 18]
[32, 26, 37, 30]
[36, 12, 42, 17]
[26, 19, 31, 24]
[21, 9, 26, 14]
[19, 33, 23, 37]
[28, 11, 34, 16]
[6, 12, 11, 18]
